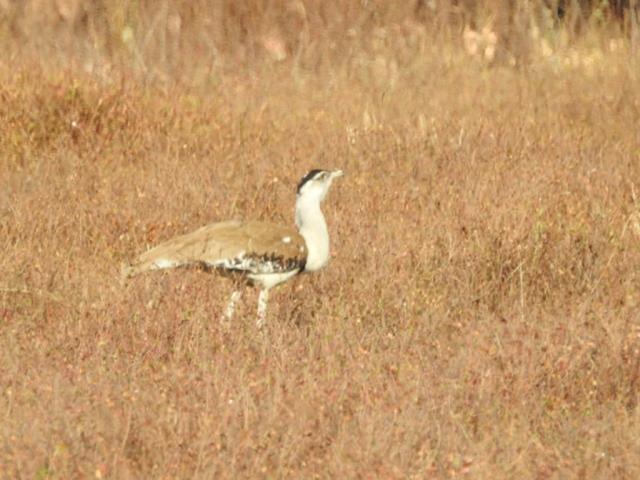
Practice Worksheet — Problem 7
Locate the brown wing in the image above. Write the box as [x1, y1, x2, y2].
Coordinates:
[122, 220, 307, 278]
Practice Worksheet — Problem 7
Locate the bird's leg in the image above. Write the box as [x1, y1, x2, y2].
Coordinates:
[256, 289, 269, 328]
[223, 290, 242, 321]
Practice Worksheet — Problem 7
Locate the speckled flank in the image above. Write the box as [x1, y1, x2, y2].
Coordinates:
[211, 252, 306, 275]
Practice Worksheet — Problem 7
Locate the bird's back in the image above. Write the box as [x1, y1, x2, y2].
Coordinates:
[122, 220, 307, 278]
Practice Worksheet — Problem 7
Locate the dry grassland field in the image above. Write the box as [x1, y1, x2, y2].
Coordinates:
[1, 1, 640, 478]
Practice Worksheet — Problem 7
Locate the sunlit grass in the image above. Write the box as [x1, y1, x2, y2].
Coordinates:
[1, 1, 640, 478]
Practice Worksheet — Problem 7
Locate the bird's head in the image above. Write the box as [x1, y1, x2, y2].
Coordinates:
[296, 169, 344, 202]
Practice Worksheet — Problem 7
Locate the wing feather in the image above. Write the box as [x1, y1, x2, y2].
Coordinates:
[122, 220, 307, 278]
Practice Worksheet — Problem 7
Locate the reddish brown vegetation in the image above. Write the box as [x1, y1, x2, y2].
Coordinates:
[1, 2, 640, 478]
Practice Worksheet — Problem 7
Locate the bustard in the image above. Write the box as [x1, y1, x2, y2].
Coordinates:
[122, 169, 343, 327]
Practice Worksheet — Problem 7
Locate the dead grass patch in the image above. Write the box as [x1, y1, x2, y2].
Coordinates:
[2, 2, 640, 478]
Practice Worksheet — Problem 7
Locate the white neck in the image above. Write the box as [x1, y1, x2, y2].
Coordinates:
[295, 195, 330, 272]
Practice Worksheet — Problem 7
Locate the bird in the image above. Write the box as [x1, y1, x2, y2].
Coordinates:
[122, 168, 344, 327]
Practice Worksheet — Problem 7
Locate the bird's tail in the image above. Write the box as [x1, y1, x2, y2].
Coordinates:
[120, 255, 183, 285]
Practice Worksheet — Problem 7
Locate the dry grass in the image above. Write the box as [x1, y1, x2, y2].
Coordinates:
[2, 1, 640, 478]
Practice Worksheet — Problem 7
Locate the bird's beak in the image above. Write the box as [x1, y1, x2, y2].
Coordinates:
[332, 169, 344, 178]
